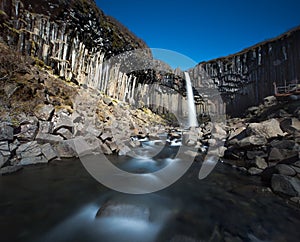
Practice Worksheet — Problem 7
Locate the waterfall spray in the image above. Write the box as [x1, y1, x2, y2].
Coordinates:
[184, 72, 198, 127]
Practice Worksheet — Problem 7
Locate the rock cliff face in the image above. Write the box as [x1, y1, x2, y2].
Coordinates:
[1, 0, 300, 119]
[0, 0, 149, 87]
[190, 26, 300, 116]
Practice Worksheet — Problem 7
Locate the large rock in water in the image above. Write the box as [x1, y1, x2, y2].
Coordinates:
[247, 119, 285, 139]
[271, 174, 300, 196]
[16, 141, 42, 158]
[95, 201, 150, 221]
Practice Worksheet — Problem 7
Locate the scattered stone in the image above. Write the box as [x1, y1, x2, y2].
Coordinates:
[269, 139, 295, 150]
[36, 133, 64, 144]
[128, 140, 140, 148]
[100, 132, 112, 141]
[268, 148, 299, 164]
[0, 165, 22, 175]
[16, 141, 41, 158]
[293, 161, 300, 168]
[228, 126, 246, 141]
[280, 118, 300, 133]
[20, 156, 48, 165]
[16, 123, 38, 141]
[0, 123, 14, 141]
[276, 164, 297, 176]
[290, 196, 300, 204]
[100, 142, 113, 155]
[264, 95, 277, 107]
[0, 141, 9, 152]
[118, 145, 131, 156]
[237, 135, 267, 148]
[71, 112, 83, 123]
[41, 143, 57, 161]
[86, 126, 102, 137]
[54, 140, 77, 158]
[247, 119, 286, 139]
[271, 174, 300, 196]
[248, 167, 263, 175]
[53, 112, 74, 133]
[39, 121, 53, 134]
[291, 165, 300, 174]
[56, 128, 73, 140]
[0, 153, 9, 168]
[253, 156, 268, 169]
[9, 139, 20, 152]
[34, 104, 54, 121]
[246, 150, 267, 160]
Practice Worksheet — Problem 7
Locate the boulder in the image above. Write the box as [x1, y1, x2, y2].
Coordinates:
[182, 132, 197, 146]
[271, 174, 300, 197]
[0, 123, 14, 141]
[246, 150, 267, 160]
[264, 95, 277, 107]
[268, 148, 299, 165]
[237, 135, 267, 148]
[9, 139, 20, 152]
[213, 123, 227, 140]
[86, 126, 102, 137]
[96, 201, 150, 221]
[248, 167, 263, 175]
[0, 153, 9, 168]
[228, 127, 246, 141]
[0, 165, 22, 175]
[0, 141, 11, 159]
[247, 119, 285, 139]
[0, 141, 9, 152]
[20, 156, 48, 165]
[36, 133, 64, 144]
[269, 139, 295, 150]
[38, 121, 53, 134]
[276, 164, 297, 176]
[253, 156, 268, 169]
[280, 118, 300, 134]
[56, 128, 73, 140]
[16, 141, 41, 159]
[118, 145, 131, 156]
[34, 104, 54, 121]
[100, 142, 113, 155]
[53, 112, 74, 133]
[54, 140, 77, 158]
[41, 143, 57, 161]
[100, 132, 112, 141]
[16, 124, 38, 141]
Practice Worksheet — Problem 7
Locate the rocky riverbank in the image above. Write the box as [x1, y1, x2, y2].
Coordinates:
[223, 96, 300, 203]
[0, 42, 166, 174]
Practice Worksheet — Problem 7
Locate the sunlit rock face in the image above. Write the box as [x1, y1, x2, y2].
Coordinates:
[0, 0, 149, 86]
[189, 26, 300, 117]
[1, 1, 300, 119]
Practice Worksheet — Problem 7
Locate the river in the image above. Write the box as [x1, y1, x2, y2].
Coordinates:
[0, 142, 300, 242]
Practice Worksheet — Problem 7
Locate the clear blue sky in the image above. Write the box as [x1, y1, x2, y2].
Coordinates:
[96, 0, 300, 70]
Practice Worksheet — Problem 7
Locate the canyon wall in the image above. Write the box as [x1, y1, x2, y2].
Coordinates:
[1, 0, 300, 120]
[190, 27, 300, 116]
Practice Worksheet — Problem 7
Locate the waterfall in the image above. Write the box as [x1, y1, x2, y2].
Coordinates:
[184, 72, 198, 127]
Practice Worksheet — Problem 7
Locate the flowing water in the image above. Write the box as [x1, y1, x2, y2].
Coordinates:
[0, 141, 300, 242]
[184, 72, 198, 128]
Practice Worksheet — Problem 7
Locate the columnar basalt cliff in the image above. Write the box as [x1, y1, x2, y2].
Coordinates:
[1, 0, 300, 119]
[0, 0, 196, 121]
[0, 0, 150, 95]
[190, 26, 300, 116]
